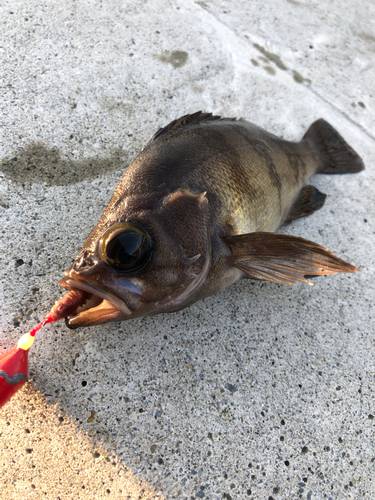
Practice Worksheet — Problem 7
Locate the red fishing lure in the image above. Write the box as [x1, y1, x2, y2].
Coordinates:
[0, 289, 89, 409]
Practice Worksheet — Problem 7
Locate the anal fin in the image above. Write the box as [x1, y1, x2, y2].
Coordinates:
[284, 185, 326, 224]
[224, 232, 358, 286]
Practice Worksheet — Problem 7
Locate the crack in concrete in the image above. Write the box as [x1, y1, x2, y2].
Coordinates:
[192, 0, 374, 142]
[307, 86, 375, 142]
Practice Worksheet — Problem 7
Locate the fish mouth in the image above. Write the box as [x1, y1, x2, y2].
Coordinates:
[60, 273, 131, 329]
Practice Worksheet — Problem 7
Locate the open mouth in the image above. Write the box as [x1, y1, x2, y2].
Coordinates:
[59, 275, 131, 329]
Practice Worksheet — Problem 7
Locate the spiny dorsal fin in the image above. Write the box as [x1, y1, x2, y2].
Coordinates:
[284, 185, 327, 225]
[224, 232, 358, 286]
[151, 111, 235, 142]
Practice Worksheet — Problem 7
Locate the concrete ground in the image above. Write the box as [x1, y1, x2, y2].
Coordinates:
[1, 0, 374, 498]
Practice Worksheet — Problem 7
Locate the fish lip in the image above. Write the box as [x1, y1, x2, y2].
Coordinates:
[59, 271, 132, 327]
[64, 298, 125, 329]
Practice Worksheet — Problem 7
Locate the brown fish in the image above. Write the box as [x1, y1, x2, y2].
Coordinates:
[59, 112, 364, 328]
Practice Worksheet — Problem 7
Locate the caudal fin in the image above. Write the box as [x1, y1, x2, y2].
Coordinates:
[303, 119, 365, 174]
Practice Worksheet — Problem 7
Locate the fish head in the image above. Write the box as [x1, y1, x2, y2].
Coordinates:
[60, 189, 211, 328]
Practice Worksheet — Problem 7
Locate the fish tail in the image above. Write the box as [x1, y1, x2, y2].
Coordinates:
[303, 119, 365, 174]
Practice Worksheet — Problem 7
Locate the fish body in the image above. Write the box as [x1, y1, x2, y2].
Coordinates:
[60, 112, 364, 328]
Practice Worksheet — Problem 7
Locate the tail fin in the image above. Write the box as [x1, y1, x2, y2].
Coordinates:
[303, 119, 365, 174]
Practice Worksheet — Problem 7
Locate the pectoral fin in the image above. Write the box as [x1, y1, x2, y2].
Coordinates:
[224, 232, 358, 286]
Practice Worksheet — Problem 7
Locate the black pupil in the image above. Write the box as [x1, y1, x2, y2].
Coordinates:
[105, 229, 148, 271]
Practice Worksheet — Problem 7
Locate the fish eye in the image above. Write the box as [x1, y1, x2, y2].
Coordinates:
[99, 223, 152, 272]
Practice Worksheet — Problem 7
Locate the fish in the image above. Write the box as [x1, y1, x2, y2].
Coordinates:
[59, 112, 364, 328]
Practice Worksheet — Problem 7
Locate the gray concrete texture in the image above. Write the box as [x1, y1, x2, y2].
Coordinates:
[0, 0, 374, 498]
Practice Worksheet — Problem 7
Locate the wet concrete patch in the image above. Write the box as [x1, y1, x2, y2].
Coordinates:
[253, 43, 287, 70]
[264, 65, 276, 75]
[157, 50, 189, 68]
[292, 70, 311, 84]
[287, 0, 305, 6]
[252, 44, 311, 84]
[356, 32, 375, 45]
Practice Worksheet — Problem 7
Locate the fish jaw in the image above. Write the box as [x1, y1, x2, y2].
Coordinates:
[59, 273, 133, 329]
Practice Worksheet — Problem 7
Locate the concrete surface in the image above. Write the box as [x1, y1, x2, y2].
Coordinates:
[1, 0, 374, 498]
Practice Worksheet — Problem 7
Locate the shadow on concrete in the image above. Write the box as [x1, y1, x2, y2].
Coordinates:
[0, 144, 131, 186]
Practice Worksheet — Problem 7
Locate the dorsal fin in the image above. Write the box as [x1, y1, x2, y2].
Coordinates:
[151, 111, 234, 142]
